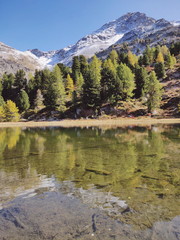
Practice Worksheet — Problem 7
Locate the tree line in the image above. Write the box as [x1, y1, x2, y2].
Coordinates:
[0, 42, 179, 121]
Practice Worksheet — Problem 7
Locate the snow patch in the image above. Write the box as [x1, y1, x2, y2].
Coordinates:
[171, 21, 180, 26]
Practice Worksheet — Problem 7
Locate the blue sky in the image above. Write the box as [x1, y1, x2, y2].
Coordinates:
[0, 0, 179, 51]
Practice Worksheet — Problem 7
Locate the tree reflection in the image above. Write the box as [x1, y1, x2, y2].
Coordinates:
[0, 125, 179, 227]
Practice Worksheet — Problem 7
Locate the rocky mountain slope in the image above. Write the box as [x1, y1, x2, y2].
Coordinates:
[0, 12, 179, 76]
[0, 42, 45, 76]
[29, 12, 180, 66]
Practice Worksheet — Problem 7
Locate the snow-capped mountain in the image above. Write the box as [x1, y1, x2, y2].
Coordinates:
[0, 12, 179, 75]
[29, 12, 180, 66]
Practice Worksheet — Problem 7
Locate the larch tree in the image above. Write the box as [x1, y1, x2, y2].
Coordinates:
[108, 50, 119, 68]
[5, 100, 20, 122]
[66, 74, 74, 98]
[83, 55, 102, 108]
[127, 51, 138, 67]
[156, 52, 164, 63]
[76, 73, 84, 96]
[143, 71, 163, 113]
[166, 52, 176, 69]
[34, 89, 44, 110]
[44, 65, 66, 111]
[116, 63, 135, 101]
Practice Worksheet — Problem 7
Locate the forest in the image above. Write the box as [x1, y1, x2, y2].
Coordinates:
[0, 42, 179, 122]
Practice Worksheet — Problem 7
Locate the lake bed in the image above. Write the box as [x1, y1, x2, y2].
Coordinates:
[0, 124, 179, 239]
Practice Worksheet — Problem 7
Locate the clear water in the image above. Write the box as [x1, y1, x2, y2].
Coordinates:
[0, 125, 179, 238]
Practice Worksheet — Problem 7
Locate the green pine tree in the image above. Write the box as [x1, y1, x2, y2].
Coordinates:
[154, 62, 166, 79]
[72, 56, 81, 84]
[14, 69, 27, 90]
[134, 65, 148, 98]
[101, 59, 116, 103]
[2, 73, 15, 101]
[79, 55, 88, 77]
[17, 90, 30, 112]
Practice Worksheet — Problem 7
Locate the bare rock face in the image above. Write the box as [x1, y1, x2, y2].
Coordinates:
[0, 42, 43, 76]
[0, 12, 179, 75]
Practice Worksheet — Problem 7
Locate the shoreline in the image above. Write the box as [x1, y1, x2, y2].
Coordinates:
[0, 117, 180, 128]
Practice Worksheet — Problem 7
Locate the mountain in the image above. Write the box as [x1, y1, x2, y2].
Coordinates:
[0, 12, 179, 75]
[29, 12, 180, 66]
[0, 42, 45, 76]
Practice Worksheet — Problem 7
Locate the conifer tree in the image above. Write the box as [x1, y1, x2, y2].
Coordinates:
[76, 73, 84, 96]
[144, 46, 154, 64]
[143, 71, 162, 113]
[119, 52, 128, 65]
[116, 63, 135, 100]
[2, 73, 15, 101]
[17, 90, 30, 112]
[0, 95, 4, 107]
[156, 52, 164, 63]
[101, 59, 116, 103]
[0, 105, 6, 122]
[72, 56, 81, 83]
[41, 68, 51, 94]
[109, 50, 119, 68]
[154, 45, 161, 59]
[34, 89, 44, 110]
[170, 42, 180, 56]
[134, 65, 148, 98]
[2, 73, 15, 90]
[154, 62, 166, 79]
[44, 66, 66, 111]
[0, 78, 5, 108]
[5, 100, 20, 122]
[0, 78, 2, 95]
[161, 45, 169, 57]
[79, 55, 88, 77]
[138, 55, 144, 66]
[166, 52, 176, 69]
[14, 69, 27, 90]
[127, 51, 138, 67]
[66, 74, 74, 98]
[142, 53, 150, 66]
[33, 70, 42, 89]
[83, 56, 101, 108]
[57, 63, 71, 78]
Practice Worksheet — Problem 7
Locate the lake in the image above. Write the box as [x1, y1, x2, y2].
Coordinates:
[0, 124, 179, 240]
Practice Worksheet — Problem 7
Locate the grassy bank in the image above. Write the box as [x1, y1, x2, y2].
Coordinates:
[0, 117, 180, 128]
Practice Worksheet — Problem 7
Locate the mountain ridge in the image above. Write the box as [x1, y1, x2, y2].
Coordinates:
[0, 12, 179, 75]
[27, 12, 180, 65]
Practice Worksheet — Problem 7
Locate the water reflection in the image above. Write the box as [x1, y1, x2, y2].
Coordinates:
[0, 125, 179, 228]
